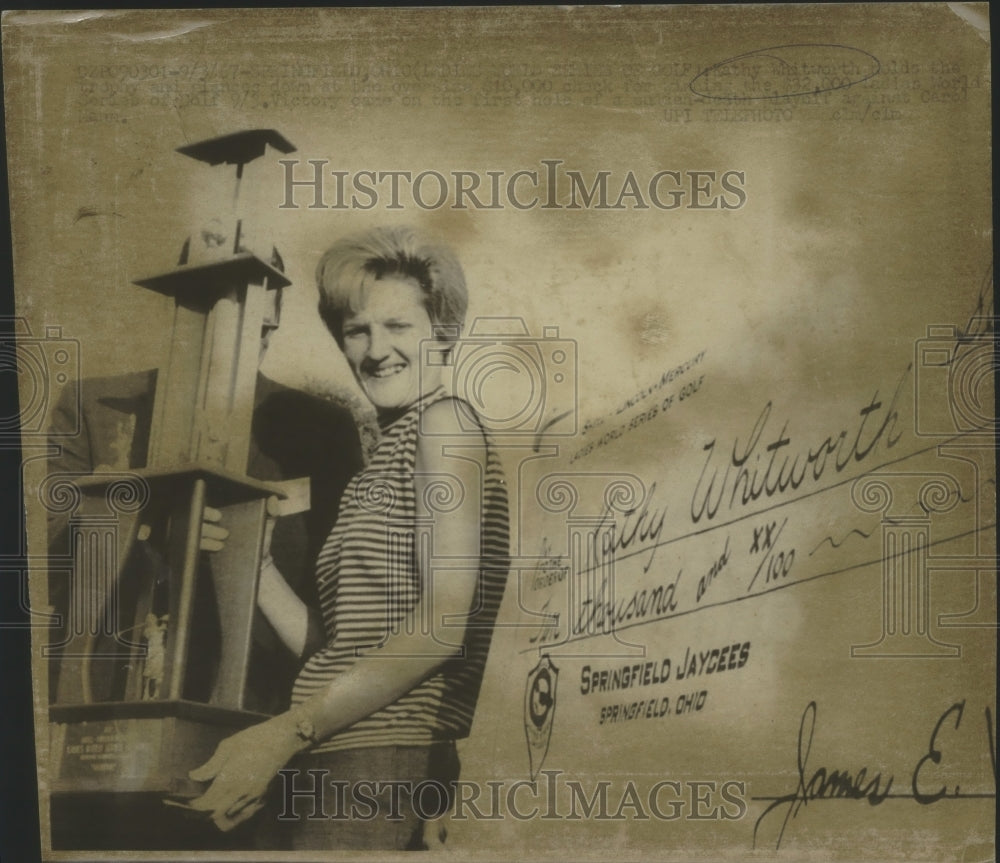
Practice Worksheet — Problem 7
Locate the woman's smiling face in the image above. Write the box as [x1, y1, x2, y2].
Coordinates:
[340, 275, 442, 412]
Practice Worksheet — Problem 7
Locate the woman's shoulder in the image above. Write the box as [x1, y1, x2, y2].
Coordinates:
[419, 395, 488, 440]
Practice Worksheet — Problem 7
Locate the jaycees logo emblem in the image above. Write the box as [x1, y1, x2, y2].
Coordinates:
[525, 655, 559, 779]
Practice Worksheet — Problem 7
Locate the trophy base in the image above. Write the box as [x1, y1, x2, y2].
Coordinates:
[49, 700, 273, 850]
[50, 699, 267, 796]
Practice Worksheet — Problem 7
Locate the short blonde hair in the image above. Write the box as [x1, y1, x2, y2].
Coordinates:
[316, 225, 468, 350]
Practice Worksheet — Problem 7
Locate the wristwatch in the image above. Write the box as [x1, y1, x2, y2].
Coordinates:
[294, 716, 318, 746]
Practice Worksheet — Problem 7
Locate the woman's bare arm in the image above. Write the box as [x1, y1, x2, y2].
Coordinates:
[256, 557, 314, 658]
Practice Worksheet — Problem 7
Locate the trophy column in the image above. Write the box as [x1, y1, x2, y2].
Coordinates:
[49, 131, 298, 816]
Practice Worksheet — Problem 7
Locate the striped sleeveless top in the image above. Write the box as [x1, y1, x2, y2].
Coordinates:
[291, 387, 510, 753]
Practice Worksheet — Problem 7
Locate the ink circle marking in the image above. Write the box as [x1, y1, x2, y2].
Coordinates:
[690, 43, 881, 100]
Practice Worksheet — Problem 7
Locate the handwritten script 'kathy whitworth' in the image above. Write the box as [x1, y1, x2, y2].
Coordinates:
[691, 367, 907, 524]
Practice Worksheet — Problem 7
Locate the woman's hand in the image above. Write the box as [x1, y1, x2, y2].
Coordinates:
[186, 714, 302, 832]
[198, 506, 230, 552]
[135, 505, 231, 550]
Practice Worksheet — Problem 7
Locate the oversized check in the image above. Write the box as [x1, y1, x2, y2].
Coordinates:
[2, 6, 994, 861]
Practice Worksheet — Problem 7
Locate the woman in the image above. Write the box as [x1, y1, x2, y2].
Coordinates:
[188, 226, 510, 850]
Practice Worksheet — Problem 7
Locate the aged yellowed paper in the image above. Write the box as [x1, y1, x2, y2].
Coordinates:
[2, 5, 995, 861]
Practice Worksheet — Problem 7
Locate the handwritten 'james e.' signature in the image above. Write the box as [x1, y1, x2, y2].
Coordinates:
[753, 700, 997, 850]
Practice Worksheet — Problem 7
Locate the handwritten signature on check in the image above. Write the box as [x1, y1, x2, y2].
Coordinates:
[753, 699, 998, 849]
